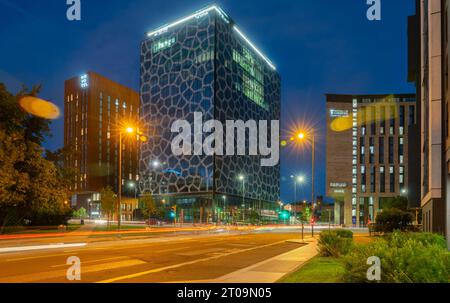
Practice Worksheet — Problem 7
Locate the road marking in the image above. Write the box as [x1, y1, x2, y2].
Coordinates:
[0, 243, 87, 254]
[5, 252, 73, 262]
[51, 256, 128, 268]
[97, 239, 289, 283]
[0, 259, 146, 283]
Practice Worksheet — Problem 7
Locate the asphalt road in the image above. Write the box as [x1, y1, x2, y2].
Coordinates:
[0, 232, 304, 283]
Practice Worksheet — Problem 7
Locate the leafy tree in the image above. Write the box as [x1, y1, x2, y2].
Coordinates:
[380, 196, 408, 211]
[73, 207, 87, 219]
[248, 210, 261, 224]
[100, 187, 116, 227]
[0, 84, 71, 228]
[375, 208, 413, 233]
[140, 194, 157, 219]
[45, 146, 77, 190]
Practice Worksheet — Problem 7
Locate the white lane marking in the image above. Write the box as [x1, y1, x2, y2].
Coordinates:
[51, 256, 128, 268]
[0, 243, 87, 253]
[97, 239, 289, 283]
[0, 259, 146, 283]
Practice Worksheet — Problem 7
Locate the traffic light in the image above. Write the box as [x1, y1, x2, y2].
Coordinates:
[279, 210, 290, 220]
[310, 217, 315, 225]
[169, 205, 176, 219]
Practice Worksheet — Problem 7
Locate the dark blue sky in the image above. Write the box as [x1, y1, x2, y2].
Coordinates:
[0, 0, 415, 203]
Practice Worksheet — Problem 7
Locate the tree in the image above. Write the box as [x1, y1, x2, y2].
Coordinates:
[100, 187, 116, 227]
[45, 146, 77, 190]
[375, 208, 413, 233]
[0, 83, 71, 228]
[73, 207, 87, 220]
[380, 196, 408, 211]
[140, 194, 157, 220]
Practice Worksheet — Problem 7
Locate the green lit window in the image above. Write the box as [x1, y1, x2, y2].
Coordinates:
[233, 47, 267, 109]
[194, 50, 214, 64]
[152, 37, 176, 54]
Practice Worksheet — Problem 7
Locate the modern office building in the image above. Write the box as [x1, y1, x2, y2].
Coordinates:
[64, 71, 140, 220]
[139, 5, 281, 223]
[326, 94, 418, 226]
[415, 0, 449, 241]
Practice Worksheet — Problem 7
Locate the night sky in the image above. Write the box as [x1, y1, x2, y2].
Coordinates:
[0, 0, 415, 203]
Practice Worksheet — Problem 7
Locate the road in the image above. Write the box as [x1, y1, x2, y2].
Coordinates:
[0, 231, 306, 283]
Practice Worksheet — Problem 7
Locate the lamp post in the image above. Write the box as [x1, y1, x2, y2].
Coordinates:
[294, 131, 316, 207]
[238, 175, 245, 223]
[117, 126, 139, 231]
[222, 195, 227, 224]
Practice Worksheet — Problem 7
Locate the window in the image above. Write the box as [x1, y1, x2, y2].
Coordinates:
[361, 166, 366, 193]
[370, 107, 376, 135]
[379, 137, 384, 164]
[370, 166, 376, 193]
[399, 137, 404, 164]
[399, 166, 405, 192]
[390, 166, 395, 193]
[408, 105, 415, 126]
[390, 105, 396, 135]
[233, 47, 266, 109]
[369, 137, 375, 164]
[379, 166, 385, 193]
[380, 106, 385, 135]
[360, 137, 365, 163]
[152, 37, 176, 54]
[389, 137, 394, 164]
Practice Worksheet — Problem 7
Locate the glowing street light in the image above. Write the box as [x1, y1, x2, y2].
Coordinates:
[152, 160, 161, 168]
[117, 125, 138, 231]
[293, 130, 316, 206]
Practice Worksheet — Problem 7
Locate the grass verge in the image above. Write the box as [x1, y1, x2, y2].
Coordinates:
[279, 256, 345, 283]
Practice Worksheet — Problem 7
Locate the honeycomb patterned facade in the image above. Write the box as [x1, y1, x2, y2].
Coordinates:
[139, 8, 281, 214]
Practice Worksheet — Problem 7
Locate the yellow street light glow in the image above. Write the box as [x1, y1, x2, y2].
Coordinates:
[126, 127, 134, 134]
[297, 133, 305, 140]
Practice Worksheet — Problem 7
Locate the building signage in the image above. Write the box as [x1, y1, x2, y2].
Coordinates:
[329, 109, 349, 117]
[80, 74, 88, 88]
[330, 182, 347, 188]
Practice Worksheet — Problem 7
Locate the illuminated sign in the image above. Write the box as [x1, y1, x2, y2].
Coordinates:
[152, 37, 176, 54]
[330, 182, 347, 188]
[329, 109, 349, 117]
[80, 74, 88, 88]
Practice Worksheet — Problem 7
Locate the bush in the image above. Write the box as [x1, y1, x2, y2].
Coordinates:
[318, 229, 354, 257]
[374, 208, 413, 233]
[342, 231, 450, 283]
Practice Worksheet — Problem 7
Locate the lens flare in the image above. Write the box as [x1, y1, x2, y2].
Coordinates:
[330, 116, 353, 132]
[18, 96, 60, 120]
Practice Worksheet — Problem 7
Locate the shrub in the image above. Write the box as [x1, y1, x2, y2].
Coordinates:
[318, 229, 354, 257]
[342, 231, 450, 283]
[374, 208, 413, 233]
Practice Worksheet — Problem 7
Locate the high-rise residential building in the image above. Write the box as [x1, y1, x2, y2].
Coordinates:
[64, 71, 140, 219]
[139, 5, 281, 223]
[416, 0, 449, 242]
[326, 94, 417, 226]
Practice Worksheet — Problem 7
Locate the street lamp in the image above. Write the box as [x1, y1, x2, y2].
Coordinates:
[238, 174, 245, 223]
[293, 131, 316, 206]
[117, 125, 139, 231]
[290, 175, 305, 203]
[128, 181, 137, 199]
[222, 195, 227, 223]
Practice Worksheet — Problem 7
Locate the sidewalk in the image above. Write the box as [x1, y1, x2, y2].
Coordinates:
[201, 238, 318, 283]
